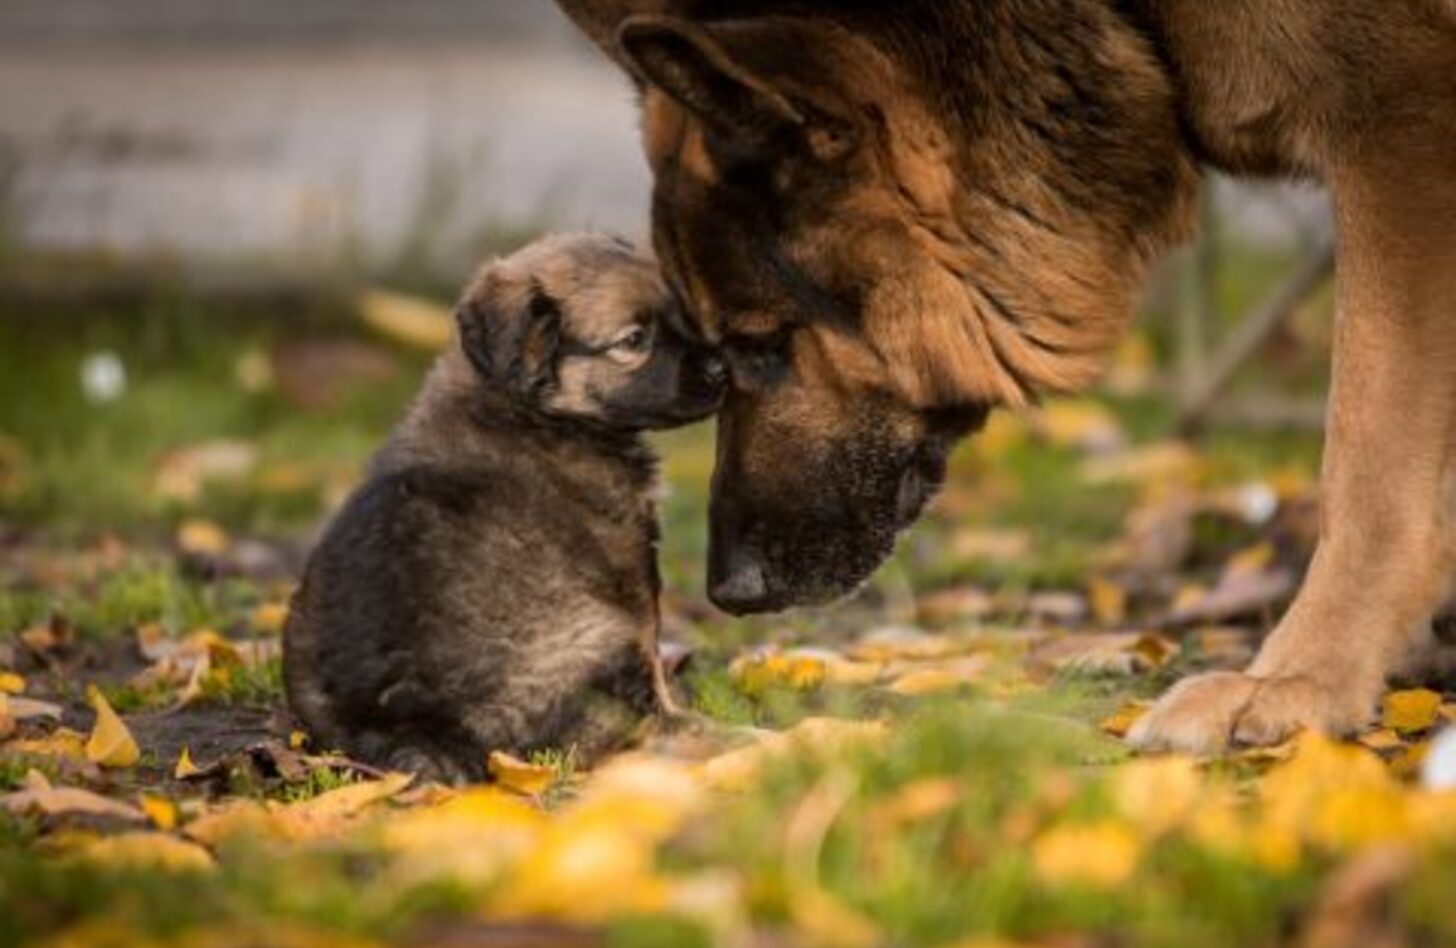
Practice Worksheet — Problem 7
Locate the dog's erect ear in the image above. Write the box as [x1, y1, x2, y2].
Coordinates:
[618, 16, 859, 160]
[553, 0, 694, 64]
[619, 16, 804, 142]
[457, 277, 563, 403]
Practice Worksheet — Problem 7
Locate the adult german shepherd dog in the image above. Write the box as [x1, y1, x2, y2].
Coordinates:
[555, 0, 1456, 753]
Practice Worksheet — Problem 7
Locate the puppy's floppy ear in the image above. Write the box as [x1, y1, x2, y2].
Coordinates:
[457, 276, 563, 403]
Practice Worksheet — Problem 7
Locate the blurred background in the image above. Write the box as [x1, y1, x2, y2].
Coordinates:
[0, 0, 1338, 634]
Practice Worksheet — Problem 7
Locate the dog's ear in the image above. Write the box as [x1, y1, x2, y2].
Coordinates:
[457, 277, 563, 403]
[619, 17, 806, 145]
[553, 0, 695, 65]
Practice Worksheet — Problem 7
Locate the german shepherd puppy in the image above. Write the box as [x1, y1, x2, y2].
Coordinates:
[283, 234, 724, 782]
[555, 0, 1456, 751]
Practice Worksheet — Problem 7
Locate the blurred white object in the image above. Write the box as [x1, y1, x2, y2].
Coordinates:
[1423, 728, 1456, 791]
[1235, 483, 1280, 525]
[80, 351, 126, 403]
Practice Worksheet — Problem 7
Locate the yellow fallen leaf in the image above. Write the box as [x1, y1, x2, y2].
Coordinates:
[822, 661, 885, 686]
[251, 601, 290, 635]
[175, 746, 204, 779]
[1032, 820, 1141, 887]
[790, 886, 880, 948]
[849, 627, 964, 662]
[699, 718, 887, 792]
[176, 518, 230, 557]
[869, 777, 962, 828]
[85, 685, 140, 768]
[1087, 578, 1128, 626]
[289, 730, 308, 750]
[1113, 757, 1201, 838]
[1099, 701, 1150, 738]
[1036, 399, 1124, 452]
[381, 787, 545, 886]
[0, 672, 24, 694]
[270, 772, 414, 840]
[139, 794, 179, 831]
[886, 657, 990, 697]
[5, 727, 89, 762]
[569, 756, 703, 843]
[1260, 733, 1411, 852]
[488, 751, 556, 797]
[358, 289, 454, 351]
[183, 800, 282, 847]
[493, 822, 670, 923]
[1358, 728, 1407, 753]
[0, 696, 12, 740]
[1382, 689, 1442, 734]
[78, 832, 214, 873]
[1225, 542, 1276, 576]
[729, 653, 826, 694]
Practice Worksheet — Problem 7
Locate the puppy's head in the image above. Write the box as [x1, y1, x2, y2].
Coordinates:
[457, 234, 724, 431]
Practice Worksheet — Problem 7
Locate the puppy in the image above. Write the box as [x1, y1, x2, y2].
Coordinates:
[283, 234, 723, 782]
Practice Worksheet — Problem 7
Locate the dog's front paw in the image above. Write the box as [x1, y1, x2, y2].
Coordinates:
[1127, 672, 1374, 754]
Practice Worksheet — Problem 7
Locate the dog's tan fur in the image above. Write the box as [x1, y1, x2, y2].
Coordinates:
[557, 0, 1456, 751]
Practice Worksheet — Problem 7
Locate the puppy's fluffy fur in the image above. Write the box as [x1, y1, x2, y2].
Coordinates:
[283, 234, 723, 782]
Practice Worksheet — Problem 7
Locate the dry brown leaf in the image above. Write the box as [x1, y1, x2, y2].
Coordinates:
[1031, 632, 1175, 676]
[1164, 568, 1294, 626]
[19, 620, 72, 656]
[1, 771, 145, 822]
[949, 528, 1032, 562]
[916, 586, 996, 626]
[85, 685, 140, 768]
[152, 440, 258, 502]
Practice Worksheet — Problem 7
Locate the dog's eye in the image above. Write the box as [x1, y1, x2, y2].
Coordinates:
[727, 336, 789, 387]
[612, 327, 652, 353]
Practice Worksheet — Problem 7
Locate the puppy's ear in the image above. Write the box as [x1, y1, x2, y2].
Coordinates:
[457, 277, 563, 402]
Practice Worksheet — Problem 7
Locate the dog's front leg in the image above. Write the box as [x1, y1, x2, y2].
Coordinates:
[1133, 140, 1456, 753]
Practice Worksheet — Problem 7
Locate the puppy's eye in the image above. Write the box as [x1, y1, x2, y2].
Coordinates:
[612, 327, 652, 353]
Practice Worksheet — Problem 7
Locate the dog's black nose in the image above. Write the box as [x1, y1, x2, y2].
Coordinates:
[709, 550, 769, 615]
[699, 353, 727, 389]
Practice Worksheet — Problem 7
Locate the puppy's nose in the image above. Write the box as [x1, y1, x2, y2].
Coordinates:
[709, 551, 769, 615]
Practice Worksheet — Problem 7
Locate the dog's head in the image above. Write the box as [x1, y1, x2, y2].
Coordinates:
[457, 233, 725, 432]
[556, 2, 1198, 613]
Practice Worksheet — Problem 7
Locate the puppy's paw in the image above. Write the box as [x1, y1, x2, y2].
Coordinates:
[384, 745, 478, 786]
[1127, 672, 1374, 755]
